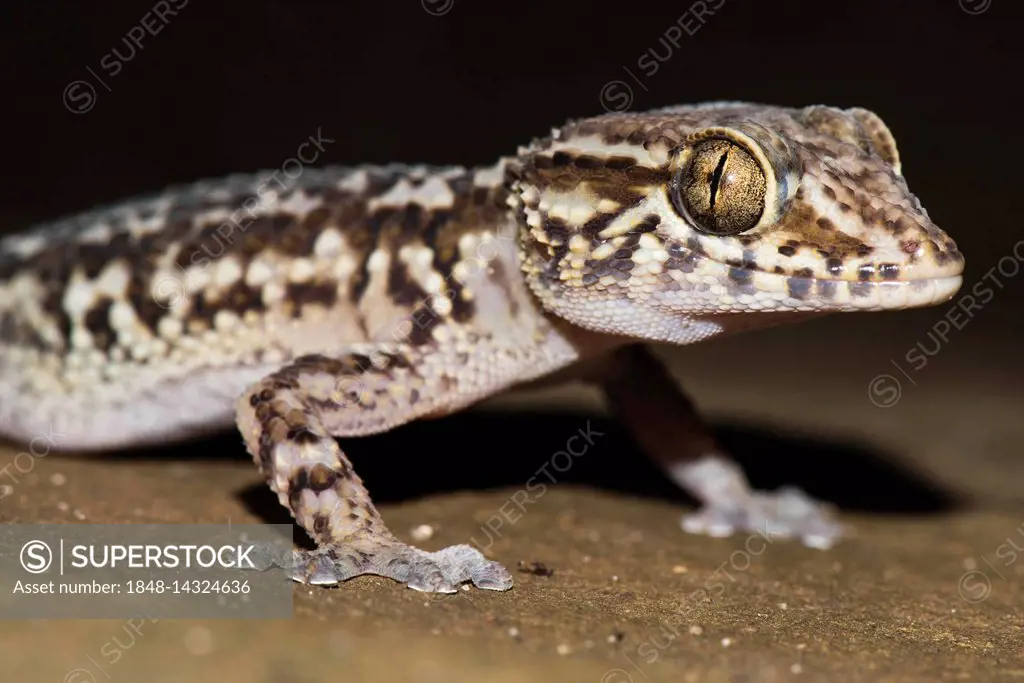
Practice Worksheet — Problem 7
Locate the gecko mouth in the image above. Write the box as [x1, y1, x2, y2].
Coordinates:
[659, 237, 965, 313]
[775, 272, 964, 311]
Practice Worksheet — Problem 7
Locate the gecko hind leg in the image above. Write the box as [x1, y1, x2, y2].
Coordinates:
[600, 345, 843, 550]
[236, 350, 513, 593]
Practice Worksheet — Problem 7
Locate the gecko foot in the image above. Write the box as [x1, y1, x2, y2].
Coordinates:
[288, 542, 514, 593]
[681, 486, 843, 549]
[673, 455, 843, 550]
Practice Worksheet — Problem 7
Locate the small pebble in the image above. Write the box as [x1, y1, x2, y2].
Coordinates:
[72, 509, 86, 520]
[461, 585, 470, 592]
[672, 564, 688, 574]
[607, 630, 624, 644]
[410, 524, 434, 542]
[57, 501, 69, 512]
[49, 473, 67, 486]
[507, 627, 520, 638]
[791, 664, 803, 675]
[777, 602, 788, 610]
[517, 560, 554, 577]
[611, 575, 619, 582]
[721, 637, 733, 648]
[556, 643, 571, 656]
[689, 625, 703, 636]
[0, 484, 13, 499]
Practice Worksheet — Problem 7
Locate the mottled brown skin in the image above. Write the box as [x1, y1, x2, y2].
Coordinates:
[0, 103, 963, 592]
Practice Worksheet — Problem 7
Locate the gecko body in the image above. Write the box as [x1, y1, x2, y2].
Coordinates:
[0, 103, 963, 592]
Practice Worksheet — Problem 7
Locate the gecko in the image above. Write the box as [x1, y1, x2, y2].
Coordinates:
[0, 103, 964, 593]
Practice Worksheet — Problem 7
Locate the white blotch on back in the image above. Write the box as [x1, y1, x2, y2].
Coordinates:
[1, 234, 48, 259]
[245, 259, 275, 288]
[213, 257, 243, 289]
[337, 170, 369, 194]
[314, 228, 344, 259]
[278, 190, 322, 216]
[367, 249, 389, 273]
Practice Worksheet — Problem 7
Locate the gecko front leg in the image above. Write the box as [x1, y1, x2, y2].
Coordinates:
[600, 345, 843, 549]
[235, 345, 514, 593]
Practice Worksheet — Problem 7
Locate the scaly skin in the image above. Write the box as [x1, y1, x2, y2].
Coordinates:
[0, 103, 963, 592]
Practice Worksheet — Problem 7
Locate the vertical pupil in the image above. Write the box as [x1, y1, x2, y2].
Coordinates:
[707, 149, 730, 213]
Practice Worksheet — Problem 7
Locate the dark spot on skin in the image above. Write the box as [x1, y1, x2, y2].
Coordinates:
[552, 151, 573, 167]
[793, 267, 814, 278]
[856, 245, 873, 257]
[572, 155, 602, 170]
[838, 203, 852, 213]
[399, 203, 424, 236]
[850, 282, 873, 298]
[406, 304, 443, 346]
[605, 156, 637, 171]
[728, 267, 753, 287]
[292, 428, 320, 446]
[307, 463, 339, 491]
[532, 155, 554, 170]
[289, 468, 310, 495]
[778, 245, 796, 257]
[579, 214, 616, 238]
[271, 375, 299, 391]
[629, 215, 661, 235]
[254, 403, 273, 422]
[822, 186, 836, 200]
[347, 354, 372, 373]
[313, 514, 330, 537]
[879, 263, 901, 280]
[816, 217, 834, 230]
[787, 277, 812, 300]
[286, 281, 339, 314]
[83, 296, 116, 352]
[817, 280, 838, 300]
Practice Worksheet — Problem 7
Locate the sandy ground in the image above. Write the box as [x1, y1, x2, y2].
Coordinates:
[0, 314, 1022, 682]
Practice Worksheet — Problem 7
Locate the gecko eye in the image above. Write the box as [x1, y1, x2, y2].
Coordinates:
[671, 138, 767, 236]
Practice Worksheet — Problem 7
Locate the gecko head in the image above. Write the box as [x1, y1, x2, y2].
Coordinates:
[508, 102, 964, 343]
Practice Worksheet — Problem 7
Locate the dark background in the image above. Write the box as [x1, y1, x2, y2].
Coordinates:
[1, 0, 1022, 512]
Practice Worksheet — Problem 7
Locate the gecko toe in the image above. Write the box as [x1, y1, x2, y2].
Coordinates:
[416, 544, 514, 592]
